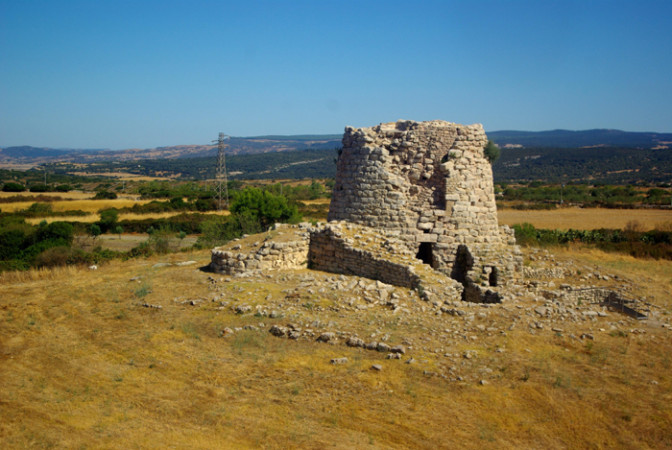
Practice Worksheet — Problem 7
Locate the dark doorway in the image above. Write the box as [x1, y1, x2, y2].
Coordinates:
[416, 242, 433, 266]
[488, 267, 499, 287]
[450, 245, 473, 284]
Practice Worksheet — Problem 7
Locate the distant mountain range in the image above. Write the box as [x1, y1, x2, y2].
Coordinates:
[488, 129, 672, 149]
[1, 129, 670, 166]
[0, 136, 342, 165]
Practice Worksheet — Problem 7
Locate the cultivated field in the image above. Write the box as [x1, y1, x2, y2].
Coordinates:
[25, 210, 231, 225]
[0, 242, 670, 448]
[499, 207, 672, 231]
[0, 191, 231, 225]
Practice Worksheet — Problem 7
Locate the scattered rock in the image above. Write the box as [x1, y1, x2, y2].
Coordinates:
[317, 332, 336, 343]
[346, 337, 364, 347]
[376, 342, 391, 353]
[330, 357, 348, 364]
[140, 302, 162, 309]
[269, 325, 288, 337]
[371, 364, 383, 371]
[219, 327, 234, 337]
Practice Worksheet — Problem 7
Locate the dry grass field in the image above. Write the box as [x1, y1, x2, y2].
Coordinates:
[1, 240, 670, 448]
[498, 207, 672, 231]
[0, 191, 95, 201]
[74, 234, 198, 252]
[25, 210, 231, 225]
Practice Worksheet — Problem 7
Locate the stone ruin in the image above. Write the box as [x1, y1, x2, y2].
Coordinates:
[313, 120, 522, 301]
[211, 120, 523, 303]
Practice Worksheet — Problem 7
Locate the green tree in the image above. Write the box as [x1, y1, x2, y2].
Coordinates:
[29, 184, 49, 193]
[2, 182, 26, 192]
[99, 208, 119, 232]
[0, 229, 28, 259]
[36, 221, 74, 245]
[114, 225, 124, 239]
[93, 190, 117, 200]
[89, 224, 102, 241]
[484, 140, 501, 163]
[230, 187, 300, 230]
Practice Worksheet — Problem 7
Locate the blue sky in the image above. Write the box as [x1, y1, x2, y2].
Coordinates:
[1, 0, 671, 149]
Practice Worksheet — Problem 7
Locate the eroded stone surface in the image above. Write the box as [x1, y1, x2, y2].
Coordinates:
[326, 120, 522, 297]
[212, 120, 523, 302]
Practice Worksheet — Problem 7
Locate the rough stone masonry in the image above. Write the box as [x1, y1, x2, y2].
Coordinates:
[211, 120, 523, 302]
[322, 120, 523, 299]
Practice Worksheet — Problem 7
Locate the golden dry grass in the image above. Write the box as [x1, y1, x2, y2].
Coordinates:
[498, 207, 672, 231]
[300, 198, 331, 206]
[0, 191, 94, 200]
[72, 172, 176, 180]
[25, 210, 231, 225]
[551, 245, 672, 309]
[1, 198, 153, 214]
[1, 244, 671, 448]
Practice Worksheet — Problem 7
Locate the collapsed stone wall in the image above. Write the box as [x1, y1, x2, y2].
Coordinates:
[328, 120, 522, 286]
[309, 223, 422, 289]
[210, 225, 310, 275]
[308, 222, 463, 301]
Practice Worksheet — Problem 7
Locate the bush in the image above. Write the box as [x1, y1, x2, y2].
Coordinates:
[29, 184, 49, 193]
[484, 140, 500, 163]
[35, 221, 74, 245]
[89, 224, 102, 239]
[230, 187, 301, 229]
[0, 229, 28, 259]
[98, 208, 119, 232]
[93, 191, 117, 200]
[22, 202, 54, 217]
[2, 182, 26, 192]
[148, 228, 177, 254]
[34, 246, 91, 268]
[196, 216, 244, 248]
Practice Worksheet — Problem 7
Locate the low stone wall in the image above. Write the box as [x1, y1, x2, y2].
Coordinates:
[308, 225, 421, 289]
[210, 226, 310, 275]
[307, 222, 464, 303]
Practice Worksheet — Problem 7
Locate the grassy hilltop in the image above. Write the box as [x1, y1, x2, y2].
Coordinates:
[1, 232, 671, 448]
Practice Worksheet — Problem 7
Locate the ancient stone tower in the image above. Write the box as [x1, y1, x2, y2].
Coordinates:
[327, 120, 522, 291]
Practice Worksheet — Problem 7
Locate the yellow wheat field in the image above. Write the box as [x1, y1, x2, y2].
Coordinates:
[498, 207, 672, 231]
[25, 209, 231, 225]
[0, 190, 93, 200]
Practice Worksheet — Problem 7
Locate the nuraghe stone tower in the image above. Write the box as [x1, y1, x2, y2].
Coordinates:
[326, 120, 522, 297]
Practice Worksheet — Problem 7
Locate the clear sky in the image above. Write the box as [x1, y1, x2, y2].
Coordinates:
[1, 0, 671, 149]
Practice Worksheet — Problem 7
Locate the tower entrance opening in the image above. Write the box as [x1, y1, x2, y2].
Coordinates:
[416, 242, 433, 266]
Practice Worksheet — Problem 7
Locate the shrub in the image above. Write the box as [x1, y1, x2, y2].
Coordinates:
[93, 191, 117, 200]
[35, 221, 74, 245]
[34, 246, 91, 268]
[22, 202, 54, 217]
[0, 229, 28, 259]
[484, 140, 501, 163]
[230, 187, 301, 229]
[99, 208, 119, 232]
[89, 224, 102, 240]
[2, 182, 26, 192]
[29, 184, 49, 193]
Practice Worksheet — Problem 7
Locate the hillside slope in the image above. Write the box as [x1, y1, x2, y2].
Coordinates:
[489, 129, 672, 149]
[1, 236, 670, 448]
